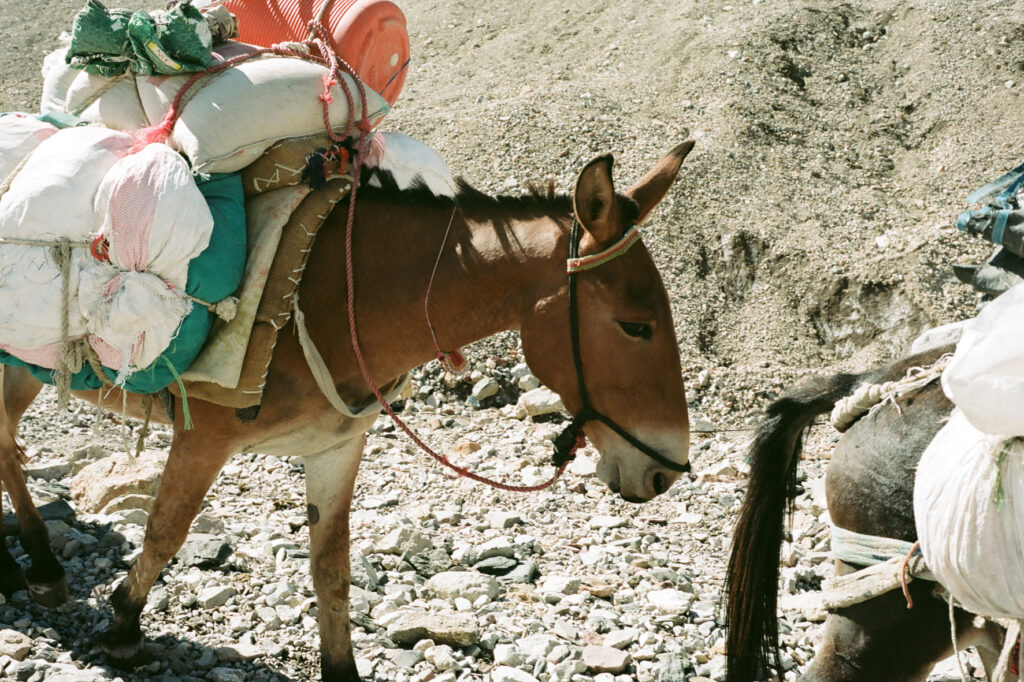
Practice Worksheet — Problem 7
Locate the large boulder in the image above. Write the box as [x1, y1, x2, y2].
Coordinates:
[69, 452, 167, 514]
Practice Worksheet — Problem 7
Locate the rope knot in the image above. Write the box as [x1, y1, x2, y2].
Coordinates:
[210, 296, 239, 322]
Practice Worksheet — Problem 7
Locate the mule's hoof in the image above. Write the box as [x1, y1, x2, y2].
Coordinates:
[26, 575, 68, 608]
[98, 629, 146, 664]
[0, 569, 27, 598]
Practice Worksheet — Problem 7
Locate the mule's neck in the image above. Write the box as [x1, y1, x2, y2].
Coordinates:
[312, 195, 571, 393]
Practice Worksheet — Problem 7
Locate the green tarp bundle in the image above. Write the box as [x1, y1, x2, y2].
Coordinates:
[66, 0, 213, 77]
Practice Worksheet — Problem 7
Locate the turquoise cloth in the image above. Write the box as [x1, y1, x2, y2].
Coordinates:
[0, 173, 246, 394]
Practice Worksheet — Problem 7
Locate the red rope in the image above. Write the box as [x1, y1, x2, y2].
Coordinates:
[899, 540, 921, 609]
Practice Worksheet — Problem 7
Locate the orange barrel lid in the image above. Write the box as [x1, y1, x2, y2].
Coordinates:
[221, 0, 409, 105]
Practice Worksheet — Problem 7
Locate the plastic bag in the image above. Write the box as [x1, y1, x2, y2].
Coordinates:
[942, 282, 1024, 435]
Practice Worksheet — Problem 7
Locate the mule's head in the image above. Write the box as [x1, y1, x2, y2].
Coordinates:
[521, 142, 694, 502]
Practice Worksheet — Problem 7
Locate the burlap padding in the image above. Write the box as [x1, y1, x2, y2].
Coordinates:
[175, 177, 352, 408]
[241, 135, 351, 197]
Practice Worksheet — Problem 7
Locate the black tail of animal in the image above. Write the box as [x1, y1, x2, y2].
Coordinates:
[724, 371, 861, 682]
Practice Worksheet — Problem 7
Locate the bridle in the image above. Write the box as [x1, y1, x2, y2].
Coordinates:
[550, 218, 691, 474]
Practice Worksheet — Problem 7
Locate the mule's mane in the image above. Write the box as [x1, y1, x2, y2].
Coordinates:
[360, 167, 639, 224]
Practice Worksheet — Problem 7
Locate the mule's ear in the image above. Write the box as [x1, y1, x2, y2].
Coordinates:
[573, 153, 622, 245]
[626, 140, 695, 224]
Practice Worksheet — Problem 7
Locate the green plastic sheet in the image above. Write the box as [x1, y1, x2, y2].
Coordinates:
[66, 0, 213, 77]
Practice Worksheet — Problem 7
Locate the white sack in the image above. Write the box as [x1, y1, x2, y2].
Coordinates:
[942, 282, 1024, 435]
[40, 47, 76, 115]
[82, 143, 213, 371]
[136, 54, 390, 173]
[39, 46, 147, 130]
[0, 114, 57, 188]
[67, 71, 150, 131]
[915, 409, 1024, 620]
[0, 126, 134, 239]
[92, 143, 213, 288]
[0, 126, 133, 351]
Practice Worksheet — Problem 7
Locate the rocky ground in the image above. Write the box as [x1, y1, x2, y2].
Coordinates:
[0, 0, 1021, 680]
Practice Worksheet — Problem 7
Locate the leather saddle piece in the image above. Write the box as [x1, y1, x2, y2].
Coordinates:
[173, 177, 352, 408]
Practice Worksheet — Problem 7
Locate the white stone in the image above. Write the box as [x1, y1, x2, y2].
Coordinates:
[568, 454, 597, 476]
[472, 377, 499, 401]
[604, 628, 638, 649]
[582, 645, 631, 674]
[538, 575, 581, 595]
[589, 515, 628, 529]
[199, 585, 237, 609]
[910, 320, 965, 355]
[646, 588, 694, 613]
[491, 666, 540, 682]
[518, 634, 558, 661]
[476, 536, 516, 560]
[426, 571, 501, 602]
[375, 526, 435, 556]
[425, 644, 460, 671]
[0, 629, 32, 661]
[493, 643, 524, 667]
[517, 387, 564, 417]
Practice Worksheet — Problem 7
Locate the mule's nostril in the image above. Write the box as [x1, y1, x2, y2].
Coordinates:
[653, 472, 670, 495]
[608, 478, 621, 494]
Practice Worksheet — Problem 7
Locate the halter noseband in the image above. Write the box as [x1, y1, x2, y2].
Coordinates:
[551, 219, 691, 475]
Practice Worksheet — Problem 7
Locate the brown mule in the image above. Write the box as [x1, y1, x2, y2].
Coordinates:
[0, 143, 695, 680]
[725, 347, 1007, 682]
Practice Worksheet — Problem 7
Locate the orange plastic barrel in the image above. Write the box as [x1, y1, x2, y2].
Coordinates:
[220, 0, 409, 105]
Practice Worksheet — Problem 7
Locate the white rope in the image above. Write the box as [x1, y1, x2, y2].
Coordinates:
[949, 592, 970, 682]
[291, 291, 409, 419]
[831, 354, 952, 432]
[830, 525, 929, 574]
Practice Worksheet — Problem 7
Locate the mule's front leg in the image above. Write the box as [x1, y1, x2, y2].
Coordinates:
[304, 436, 365, 682]
[100, 429, 234, 660]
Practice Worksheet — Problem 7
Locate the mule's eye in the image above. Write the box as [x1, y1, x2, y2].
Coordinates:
[618, 321, 653, 340]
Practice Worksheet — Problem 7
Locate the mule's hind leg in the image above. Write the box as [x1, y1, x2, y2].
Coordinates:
[802, 572, 992, 682]
[0, 366, 63, 605]
[0, 492, 28, 597]
[99, 425, 234, 660]
[303, 435, 365, 682]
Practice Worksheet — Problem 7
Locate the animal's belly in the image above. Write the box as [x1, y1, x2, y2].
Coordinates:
[241, 410, 377, 456]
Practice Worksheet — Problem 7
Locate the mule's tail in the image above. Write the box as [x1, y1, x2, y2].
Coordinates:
[724, 371, 861, 682]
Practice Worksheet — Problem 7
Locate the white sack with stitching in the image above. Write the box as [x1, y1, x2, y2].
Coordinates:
[914, 409, 1024, 620]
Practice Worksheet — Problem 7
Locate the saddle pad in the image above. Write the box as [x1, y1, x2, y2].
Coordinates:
[176, 177, 353, 408]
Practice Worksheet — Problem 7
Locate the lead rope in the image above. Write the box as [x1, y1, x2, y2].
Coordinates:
[423, 205, 467, 373]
